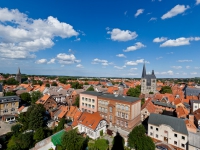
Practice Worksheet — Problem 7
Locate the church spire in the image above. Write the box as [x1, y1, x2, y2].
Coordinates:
[142, 62, 146, 78]
[152, 70, 155, 75]
[17, 67, 21, 74]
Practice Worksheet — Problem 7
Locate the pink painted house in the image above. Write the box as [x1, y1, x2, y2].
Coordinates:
[79, 91, 102, 113]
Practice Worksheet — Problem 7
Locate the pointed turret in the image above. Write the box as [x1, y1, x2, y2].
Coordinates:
[152, 70, 154, 75]
[142, 63, 146, 78]
[17, 67, 21, 75]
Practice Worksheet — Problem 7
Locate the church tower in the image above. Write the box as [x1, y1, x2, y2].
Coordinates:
[141, 63, 156, 94]
[15, 67, 22, 84]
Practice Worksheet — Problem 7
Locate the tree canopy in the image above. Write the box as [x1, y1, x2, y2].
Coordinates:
[5, 91, 16, 96]
[20, 92, 31, 103]
[6, 78, 19, 85]
[61, 129, 86, 150]
[160, 86, 172, 94]
[51, 82, 58, 86]
[128, 125, 155, 150]
[126, 85, 141, 97]
[31, 91, 43, 103]
[86, 86, 94, 91]
[33, 127, 45, 142]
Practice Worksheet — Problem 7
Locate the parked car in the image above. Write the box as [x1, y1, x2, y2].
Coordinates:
[156, 145, 168, 150]
[9, 120, 15, 124]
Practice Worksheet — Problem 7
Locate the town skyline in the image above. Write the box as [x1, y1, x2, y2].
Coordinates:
[0, 0, 200, 78]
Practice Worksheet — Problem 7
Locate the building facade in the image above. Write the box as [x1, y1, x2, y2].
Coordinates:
[98, 94, 141, 132]
[0, 96, 20, 122]
[148, 113, 188, 150]
[141, 63, 157, 94]
[79, 91, 102, 113]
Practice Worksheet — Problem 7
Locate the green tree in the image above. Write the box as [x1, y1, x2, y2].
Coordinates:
[6, 78, 19, 85]
[34, 127, 45, 142]
[160, 86, 172, 94]
[51, 82, 58, 86]
[84, 82, 89, 85]
[141, 98, 145, 106]
[73, 96, 79, 107]
[126, 86, 141, 97]
[61, 129, 85, 150]
[31, 91, 43, 103]
[20, 92, 31, 103]
[57, 118, 65, 132]
[94, 139, 109, 150]
[45, 83, 50, 87]
[17, 132, 34, 149]
[37, 80, 43, 86]
[128, 125, 155, 150]
[5, 91, 16, 96]
[112, 132, 124, 150]
[26, 104, 46, 130]
[86, 86, 94, 91]
[11, 124, 22, 136]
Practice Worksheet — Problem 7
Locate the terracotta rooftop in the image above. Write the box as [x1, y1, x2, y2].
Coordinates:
[78, 112, 104, 130]
[36, 94, 50, 104]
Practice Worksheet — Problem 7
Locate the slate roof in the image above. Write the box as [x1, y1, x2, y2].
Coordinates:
[0, 96, 20, 103]
[152, 100, 176, 109]
[99, 93, 140, 103]
[185, 87, 200, 96]
[188, 131, 200, 148]
[148, 113, 188, 135]
[80, 91, 103, 96]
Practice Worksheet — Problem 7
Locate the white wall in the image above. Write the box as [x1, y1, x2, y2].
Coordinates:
[148, 124, 188, 150]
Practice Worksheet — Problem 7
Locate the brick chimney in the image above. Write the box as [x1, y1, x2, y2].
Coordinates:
[189, 114, 194, 123]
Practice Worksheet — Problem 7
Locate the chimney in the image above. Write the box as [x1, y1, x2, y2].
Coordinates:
[189, 114, 194, 123]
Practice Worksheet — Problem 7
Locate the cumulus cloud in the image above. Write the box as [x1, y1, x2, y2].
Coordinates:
[135, 9, 144, 17]
[92, 58, 109, 66]
[186, 66, 190, 69]
[47, 58, 56, 64]
[107, 28, 138, 42]
[161, 5, 190, 20]
[156, 57, 163, 60]
[171, 66, 182, 69]
[123, 42, 146, 52]
[149, 17, 157, 21]
[125, 59, 149, 66]
[191, 72, 197, 75]
[155, 70, 173, 75]
[76, 64, 84, 68]
[196, 0, 200, 5]
[35, 59, 47, 64]
[177, 60, 192, 62]
[0, 7, 78, 59]
[153, 37, 167, 42]
[56, 53, 80, 64]
[160, 37, 200, 47]
[114, 66, 126, 70]
[116, 54, 126, 58]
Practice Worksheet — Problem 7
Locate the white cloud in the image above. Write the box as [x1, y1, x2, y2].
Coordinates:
[61, 65, 65, 67]
[74, 38, 80, 41]
[167, 52, 173, 54]
[171, 66, 182, 69]
[135, 9, 144, 17]
[0, 7, 78, 59]
[35, 59, 47, 64]
[156, 56, 163, 60]
[196, 0, 200, 5]
[177, 60, 192, 62]
[116, 54, 126, 58]
[149, 17, 157, 21]
[106, 27, 110, 31]
[76, 64, 84, 68]
[114, 66, 126, 70]
[92, 58, 110, 66]
[186, 66, 190, 69]
[183, 72, 187, 75]
[126, 59, 149, 66]
[123, 42, 146, 52]
[160, 37, 200, 47]
[153, 37, 167, 43]
[156, 70, 174, 75]
[107, 28, 138, 42]
[130, 68, 138, 70]
[47, 58, 56, 64]
[191, 72, 197, 75]
[56, 53, 80, 64]
[161, 5, 190, 20]
[195, 67, 200, 69]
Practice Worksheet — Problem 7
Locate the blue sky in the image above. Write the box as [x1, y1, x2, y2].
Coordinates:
[0, 0, 200, 78]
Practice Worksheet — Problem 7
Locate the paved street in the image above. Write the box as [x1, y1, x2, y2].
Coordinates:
[0, 121, 15, 136]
